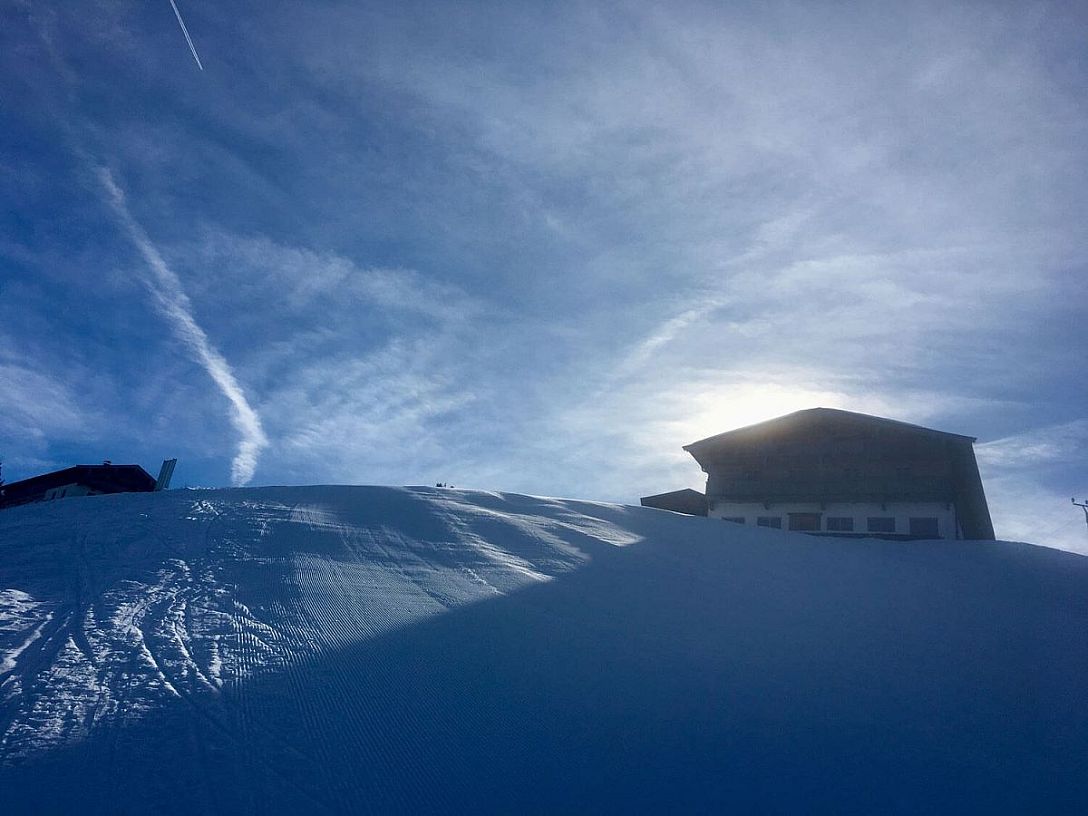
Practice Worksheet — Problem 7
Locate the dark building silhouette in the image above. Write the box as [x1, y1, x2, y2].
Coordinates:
[642, 408, 994, 540]
[682, 408, 994, 540]
[640, 488, 708, 517]
[0, 462, 168, 510]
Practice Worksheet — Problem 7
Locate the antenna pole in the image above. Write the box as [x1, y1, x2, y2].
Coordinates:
[1074, 498, 1088, 534]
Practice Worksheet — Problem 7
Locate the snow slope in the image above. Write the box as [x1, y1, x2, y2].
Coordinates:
[0, 485, 1085, 814]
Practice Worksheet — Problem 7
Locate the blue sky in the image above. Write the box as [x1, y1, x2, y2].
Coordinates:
[1, 0, 1086, 550]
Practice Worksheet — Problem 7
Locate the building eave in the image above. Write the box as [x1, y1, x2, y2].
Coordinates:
[684, 407, 977, 459]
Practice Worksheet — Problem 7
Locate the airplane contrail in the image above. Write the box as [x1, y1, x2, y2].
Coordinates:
[169, 0, 204, 71]
[96, 167, 268, 485]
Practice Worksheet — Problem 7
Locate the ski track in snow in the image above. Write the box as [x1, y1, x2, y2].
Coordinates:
[0, 487, 613, 764]
[4, 485, 1086, 814]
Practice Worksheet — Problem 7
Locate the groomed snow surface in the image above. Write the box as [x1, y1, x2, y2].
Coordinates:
[0, 486, 1085, 814]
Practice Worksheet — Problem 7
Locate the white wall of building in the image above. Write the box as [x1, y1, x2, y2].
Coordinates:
[708, 500, 958, 539]
[42, 483, 93, 501]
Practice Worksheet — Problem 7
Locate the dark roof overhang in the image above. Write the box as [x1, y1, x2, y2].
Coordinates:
[684, 407, 976, 463]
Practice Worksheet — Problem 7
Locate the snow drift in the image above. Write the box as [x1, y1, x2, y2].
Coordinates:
[1, 485, 1085, 814]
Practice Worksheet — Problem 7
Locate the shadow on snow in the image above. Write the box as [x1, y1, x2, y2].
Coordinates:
[2, 489, 1087, 814]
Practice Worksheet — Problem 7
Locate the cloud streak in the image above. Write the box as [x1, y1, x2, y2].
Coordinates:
[4, 2, 1085, 543]
[0, 361, 88, 446]
[96, 168, 266, 484]
[179, 233, 493, 487]
[976, 421, 1088, 553]
[168, 0, 204, 71]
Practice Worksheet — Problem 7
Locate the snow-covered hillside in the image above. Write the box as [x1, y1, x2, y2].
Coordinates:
[1, 486, 1085, 814]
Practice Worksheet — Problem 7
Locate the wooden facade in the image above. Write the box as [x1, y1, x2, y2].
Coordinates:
[684, 409, 995, 540]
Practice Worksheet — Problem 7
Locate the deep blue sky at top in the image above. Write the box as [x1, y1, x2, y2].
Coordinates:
[1, 0, 1086, 549]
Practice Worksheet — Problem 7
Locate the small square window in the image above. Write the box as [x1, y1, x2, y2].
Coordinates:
[909, 517, 939, 537]
[723, 516, 745, 524]
[826, 517, 854, 532]
[867, 517, 896, 533]
[756, 516, 782, 529]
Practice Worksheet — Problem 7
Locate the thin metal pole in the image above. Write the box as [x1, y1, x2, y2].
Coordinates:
[1073, 498, 1088, 534]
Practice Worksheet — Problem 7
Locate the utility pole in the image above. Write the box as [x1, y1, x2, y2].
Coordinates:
[1074, 498, 1088, 535]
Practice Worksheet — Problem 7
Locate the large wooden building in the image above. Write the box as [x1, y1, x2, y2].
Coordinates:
[682, 408, 994, 540]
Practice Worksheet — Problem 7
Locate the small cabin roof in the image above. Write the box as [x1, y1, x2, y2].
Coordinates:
[640, 488, 708, 517]
[0, 464, 156, 505]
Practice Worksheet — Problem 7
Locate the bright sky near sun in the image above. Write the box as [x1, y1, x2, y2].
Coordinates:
[1, 1, 1086, 551]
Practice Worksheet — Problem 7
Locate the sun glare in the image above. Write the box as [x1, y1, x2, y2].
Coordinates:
[674, 382, 884, 444]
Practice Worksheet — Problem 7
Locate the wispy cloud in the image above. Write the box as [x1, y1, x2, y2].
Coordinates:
[977, 422, 1088, 553]
[0, 363, 87, 444]
[978, 421, 1088, 471]
[0, 330, 103, 476]
[202, 235, 496, 482]
[290, 2, 1084, 418]
[95, 168, 267, 485]
[192, 233, 483, 326]
[3, 1, 1085, 533]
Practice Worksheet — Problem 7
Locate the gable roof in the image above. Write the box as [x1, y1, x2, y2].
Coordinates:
[682, 407, 994, 540]
[684, 407, 975, 459]
[0, 464, 157, 509]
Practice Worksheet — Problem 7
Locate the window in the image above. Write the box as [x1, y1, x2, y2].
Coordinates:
[788, 513, 821, 532]
[826, 517, 854, 532]
[867, 517, 896, 533]
[756, 516, 782, 529]
[909, 517, 939, 537]
[722, 516, 745, 524]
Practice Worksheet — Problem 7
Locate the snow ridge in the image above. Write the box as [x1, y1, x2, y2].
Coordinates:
[1, 485, 1086, 814]
[0, 487, 608, 762]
